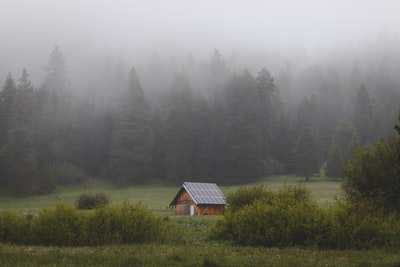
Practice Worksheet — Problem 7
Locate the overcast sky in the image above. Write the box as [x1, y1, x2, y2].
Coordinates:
[1, 0, 399, 82]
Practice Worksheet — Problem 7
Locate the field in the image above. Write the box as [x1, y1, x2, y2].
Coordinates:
[2, 175, 400, 266]
[0, 174, 342, 214]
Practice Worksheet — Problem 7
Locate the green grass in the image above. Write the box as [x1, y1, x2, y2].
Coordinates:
[0, 174, 342, 213]
[1, 243, 400, 267]
[0, 177, 398, 267]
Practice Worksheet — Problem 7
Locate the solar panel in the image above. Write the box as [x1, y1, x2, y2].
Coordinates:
[183, 182, 226, 205]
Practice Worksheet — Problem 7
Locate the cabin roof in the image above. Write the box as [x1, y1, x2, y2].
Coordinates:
[170, 182, 226, 206]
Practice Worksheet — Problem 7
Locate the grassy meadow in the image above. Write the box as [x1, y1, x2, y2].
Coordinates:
[2, 174, 399, 267]
[0, 174, 342, 214]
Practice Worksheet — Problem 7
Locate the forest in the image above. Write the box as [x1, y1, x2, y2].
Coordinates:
[1, 37, 400, 195]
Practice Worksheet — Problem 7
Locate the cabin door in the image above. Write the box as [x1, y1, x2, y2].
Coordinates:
[190, 205, 195, 216]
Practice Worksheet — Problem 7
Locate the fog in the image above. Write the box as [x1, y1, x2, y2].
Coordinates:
[1, 0, 400, 191]
[1, 0, 399, 84]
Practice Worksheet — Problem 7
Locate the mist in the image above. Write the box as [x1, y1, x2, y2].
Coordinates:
[1, 0, 400, 192]
[1, 0, 399, 83]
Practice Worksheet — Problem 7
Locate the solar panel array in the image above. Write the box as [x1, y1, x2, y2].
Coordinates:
[183, 182, 226, 205]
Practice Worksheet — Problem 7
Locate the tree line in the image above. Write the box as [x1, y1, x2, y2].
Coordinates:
[0, 47, 399, 194]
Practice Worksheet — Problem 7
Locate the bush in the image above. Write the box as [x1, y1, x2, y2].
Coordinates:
[342, 137, 400, 214]
[0, 201, 174, 246]
[0, 210, 32, 244]
[209, 185, 400, 249]
[210, 185, 325, 247]
[76, 192, 110, 210]
[319, 202, 400, 249]
[31, 203, 84, 246]
[84, 201, 165, 245]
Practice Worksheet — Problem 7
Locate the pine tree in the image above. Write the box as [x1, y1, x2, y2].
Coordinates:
[214, 71, 264, 183]
[326, 120, 358, 181]
[293, 127, 320, 181]
[0, 70, 39, 194]
[109, 68, 154, 185]
[0, 74, 17, 187]
[44, 46, 66, 93]
[163, 73, 197, 184]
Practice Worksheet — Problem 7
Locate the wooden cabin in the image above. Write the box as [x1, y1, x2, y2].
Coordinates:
[169, 182, 226, 216]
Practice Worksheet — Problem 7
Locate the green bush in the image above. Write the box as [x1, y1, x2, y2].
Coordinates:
[319, 202, 400, 249]
[210, 185, 325, 247]
[76, 192, 110, 210]
[84, 205, 121, 245]
[0, 210, 32, 244]
[84, 201, 164, 245]
[342, 137, 400, 214]
[209, 185, 400, 249]
[225, 185, 274, 213]
[0, 201, 174, 246]
[31, 203, 84, 246]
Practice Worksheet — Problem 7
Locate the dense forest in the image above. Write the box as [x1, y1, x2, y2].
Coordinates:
[1, 39, 400, 194]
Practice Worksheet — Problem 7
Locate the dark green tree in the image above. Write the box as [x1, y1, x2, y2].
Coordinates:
[326, 121, 359, 180]
[342, 137, 400, 213]
[0, 74, 17, 148]
[0, 70, 39, 194]
[0, 74, 17, 187]
[214, 71, 264, 183]
[255, 68, 287, 173]
[109, 68, 154, 185]
[326, 143, 341, 181]
[163, 73, 197, 183]
[297, 94, 318, 130]
[293, 127, 320, 181]
[353, 85, 373, 145]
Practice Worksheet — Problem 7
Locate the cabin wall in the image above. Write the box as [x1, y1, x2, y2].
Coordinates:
[197, 204, 224, 215]
[173, 189, 225, 215]
[174, 190, 195, 215]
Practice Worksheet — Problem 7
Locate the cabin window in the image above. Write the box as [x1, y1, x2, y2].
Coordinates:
[203, 204, 208, 210]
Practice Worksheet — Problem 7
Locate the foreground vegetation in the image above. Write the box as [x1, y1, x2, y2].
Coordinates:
[1, 171, 400, 265]
[1, 243, 400, 267]
[210, 185, 400, 249]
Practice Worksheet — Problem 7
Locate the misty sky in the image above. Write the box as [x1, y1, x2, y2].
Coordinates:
[1, 0, 399, 83]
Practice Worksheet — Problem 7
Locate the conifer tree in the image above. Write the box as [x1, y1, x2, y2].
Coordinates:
[0, 70, 38, 194]
[109, 68, 154, 184]
[293, 127, 320, 181]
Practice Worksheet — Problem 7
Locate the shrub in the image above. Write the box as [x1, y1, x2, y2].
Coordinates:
[210, 185, 325, 247]
[342, 137, 400, 214]
[76, 192, 110, 210]
[225, 185, 273, 213]
[0, 201, 174, 246]
[319, 202, 400, 249]
[0, 210, 32, 244]
[84, 201, 166, 245]
[31, 203, 85, 246]
[209, 185, 400, 249]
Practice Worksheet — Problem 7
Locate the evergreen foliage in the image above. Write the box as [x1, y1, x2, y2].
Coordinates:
[0, 47, 399, 192]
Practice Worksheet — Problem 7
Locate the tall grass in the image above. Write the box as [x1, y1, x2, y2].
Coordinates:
[0, 244, 400, 267]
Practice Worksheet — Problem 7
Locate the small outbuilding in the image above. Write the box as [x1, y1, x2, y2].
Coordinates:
[169, 182, 226, 216]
